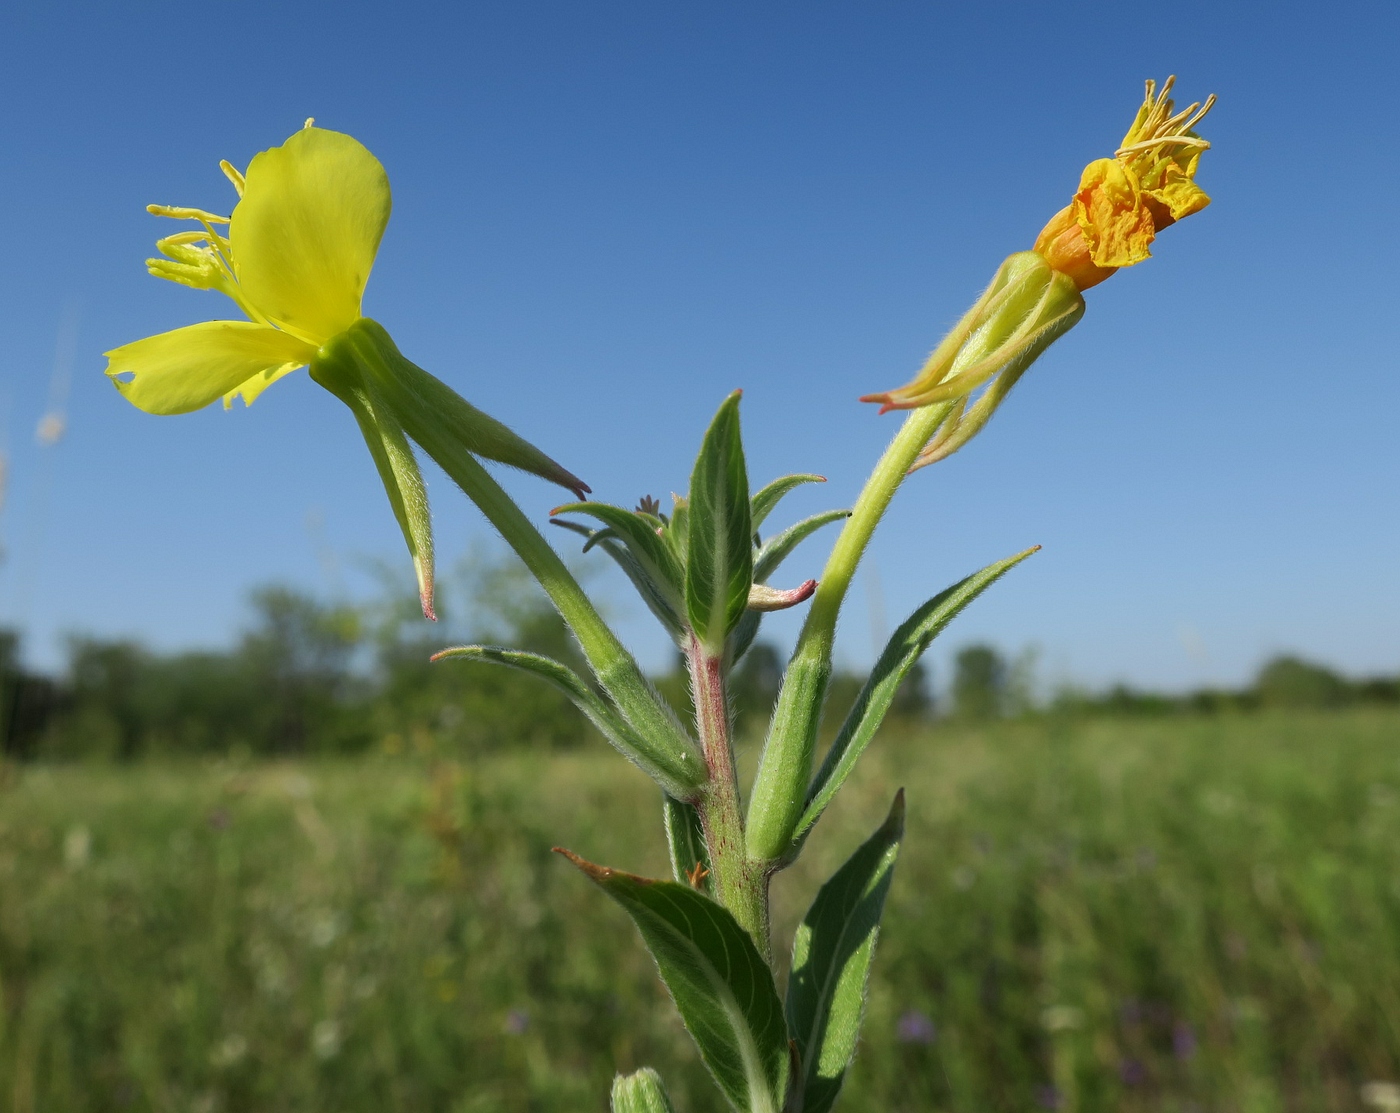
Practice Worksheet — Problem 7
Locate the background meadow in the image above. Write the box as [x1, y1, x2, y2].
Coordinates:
[1, 1, 1398, 1110]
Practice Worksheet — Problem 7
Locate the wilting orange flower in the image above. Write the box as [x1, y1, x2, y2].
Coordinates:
[1035, 76, 1215, 291]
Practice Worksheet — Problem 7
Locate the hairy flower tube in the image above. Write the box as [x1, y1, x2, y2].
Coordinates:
[860, 76, 1214, 468]
[105, 122, 587, 617]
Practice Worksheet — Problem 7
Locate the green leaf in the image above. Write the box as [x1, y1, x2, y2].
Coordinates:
[786, 792, 905, 1113]
[611, 1068, 678, 1113]
[728, 509, 848, 665]
[686, 391, 753, 655]
[663, 794, 711, 894]
[432, 646, 703, 799]
[553, 502, 686, 608]
[558, 851, 788, 1113]
[753, 509, 849, 583]
[794, 547, 1037, 846]
[553, 519, 687, 642]
[750, 473, 825, 534]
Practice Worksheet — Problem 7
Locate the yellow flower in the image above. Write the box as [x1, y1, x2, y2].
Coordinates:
[107, 122, 588, 620]
[106, 122, 389, 412]
[1035, 76, 1215, 290]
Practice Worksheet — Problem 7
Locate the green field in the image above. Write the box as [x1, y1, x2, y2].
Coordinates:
[2, 709, 1399, 1113]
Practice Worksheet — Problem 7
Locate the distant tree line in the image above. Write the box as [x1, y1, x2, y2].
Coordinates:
[946, 644, 1400, 721]
[2, 556, 1392, 761]
[0, 550, 932, 762]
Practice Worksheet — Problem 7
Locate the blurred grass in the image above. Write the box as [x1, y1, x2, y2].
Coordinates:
[2, 709, 1399, 1112]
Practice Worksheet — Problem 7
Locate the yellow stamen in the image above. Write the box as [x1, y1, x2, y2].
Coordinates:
[1116, 135, 1210, 158]
[304, 117, 315, 129]
[147, 204, 231, 224]
[220, 160, 246, 197]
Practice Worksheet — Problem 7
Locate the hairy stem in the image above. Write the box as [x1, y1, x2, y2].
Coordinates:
[688, 640, 770, 957]
[745, 400, 954, 864]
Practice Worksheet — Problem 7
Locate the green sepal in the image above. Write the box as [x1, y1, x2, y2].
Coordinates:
[318, 318, 589, 498]
[686, 391, 753, 656]
[433, 646, 704, 799]
[663, 793, 711, 894]
[793, 547, 1037, 848]
[786, 792, 905, 1113]
[751, 473, 825, 534]
[552, 519, 688, 642]
[558, 851, 788, 1113]
[315, 370, 437, 621]
[611, 1068, 679, 1113]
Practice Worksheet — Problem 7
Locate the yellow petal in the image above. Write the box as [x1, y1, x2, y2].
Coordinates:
[1146, 162, 1211, 222]
[230, 127, 390, 345]
[1073, 158, 1156, 269]
[105, 321, 315, 415]
[222, 361, 303, 409]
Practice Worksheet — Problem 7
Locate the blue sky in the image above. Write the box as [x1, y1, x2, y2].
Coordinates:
[0, 0, 1396, 692]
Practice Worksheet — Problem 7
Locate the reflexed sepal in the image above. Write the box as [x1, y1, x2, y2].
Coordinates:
[558, 851, 789, 1113]
[316, 318, 590, 498]
[312, 362, 436, 620]
[611, 1068, 678, 1113]
[859, 251, 1085, 469]
[794, 547, 1038, 848]
[786, 792, 905, 1113]
[432, 646, 705, 799]
[686, 391, 753, 656]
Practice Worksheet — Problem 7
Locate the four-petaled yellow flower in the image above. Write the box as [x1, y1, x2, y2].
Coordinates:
[107, 122, 587, 620]
[1035, 76, 1215, 291]
[107, 121, 389, 413]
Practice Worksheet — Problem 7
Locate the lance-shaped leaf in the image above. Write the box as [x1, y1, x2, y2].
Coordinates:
[750, 473, 825, 534]
[754, 509, 849, 583]
[664, 794, 712, 893]
[686, 391, 753, 655]
[557, 851, 788, 1113]
[787, 792, 905, 1113]
[794, 547, 1037, 846]
[612, 1068, 678, 1113]
[554, 502, 686, 606]
[553, 518, 687, 642]
[433, 646, 704, 799]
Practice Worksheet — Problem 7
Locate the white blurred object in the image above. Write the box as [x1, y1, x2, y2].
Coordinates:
[35, 412, 65, 447]
[1362, 1082, 1400, 1110]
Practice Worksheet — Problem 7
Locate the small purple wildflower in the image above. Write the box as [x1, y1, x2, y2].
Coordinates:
[1035, 1084, 1062, 1109]
[503, 1009, 530, 1035]
[1118, 1058, 1147, 1086]
[1173, 1021, 1198, 1060]
[896, 1010, 937, 1045]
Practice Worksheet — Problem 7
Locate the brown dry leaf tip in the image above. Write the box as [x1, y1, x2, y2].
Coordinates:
[551, 847, 657, 886]
[685, 862, 710, 889]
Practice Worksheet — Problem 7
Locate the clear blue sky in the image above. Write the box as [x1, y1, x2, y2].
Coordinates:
[0, 0, 1396, 693]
